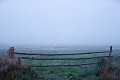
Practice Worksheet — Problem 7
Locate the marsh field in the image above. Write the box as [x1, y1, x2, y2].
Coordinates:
[0, 46, 120, 80]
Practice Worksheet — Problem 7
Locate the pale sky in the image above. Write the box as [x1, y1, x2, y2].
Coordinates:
[0, 0, 120, 46]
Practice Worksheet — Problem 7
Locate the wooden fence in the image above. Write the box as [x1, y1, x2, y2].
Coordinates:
[8, 46, 112, 67]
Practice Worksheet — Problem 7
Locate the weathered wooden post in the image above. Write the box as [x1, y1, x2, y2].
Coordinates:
[109, 46, 112, 57]
[97, 46, 113, 76]
[8, 47, 15, 58]
[7, 47, 21, 68]
[100, 46, 114, 79]
[108, 46, 112, 66]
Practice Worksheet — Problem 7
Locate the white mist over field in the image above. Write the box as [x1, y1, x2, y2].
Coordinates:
[0, 0, 120, 47]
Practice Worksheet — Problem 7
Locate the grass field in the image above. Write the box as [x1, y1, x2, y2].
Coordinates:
[20, 55, 120, 80]
[0, 48, 120, 80]
[18, 54, 111, 80]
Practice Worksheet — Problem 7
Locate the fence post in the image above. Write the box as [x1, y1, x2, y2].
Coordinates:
[8, 47, 15, 58]
[97, 46, 113, 76]
[109, 46, 112, 57]
[7, 47, 22, 67]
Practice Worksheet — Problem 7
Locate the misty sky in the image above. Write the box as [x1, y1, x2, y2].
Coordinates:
[0, 0, 120, 46]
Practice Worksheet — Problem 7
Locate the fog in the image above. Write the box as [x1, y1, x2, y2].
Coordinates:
[0, 0, 120, 47]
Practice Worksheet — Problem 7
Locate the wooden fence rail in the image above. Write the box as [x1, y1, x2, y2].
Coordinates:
[14, 51, 110, 56]
[20, 56, 112, 60]
[6, 46, 113, 79]
[8, 46, 112, 67]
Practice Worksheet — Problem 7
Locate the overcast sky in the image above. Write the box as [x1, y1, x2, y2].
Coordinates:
[0, 0, 120, 47]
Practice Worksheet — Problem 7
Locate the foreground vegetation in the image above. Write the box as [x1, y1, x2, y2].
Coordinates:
[0, 47, 120, 80]
[0, 54, 120, 80]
